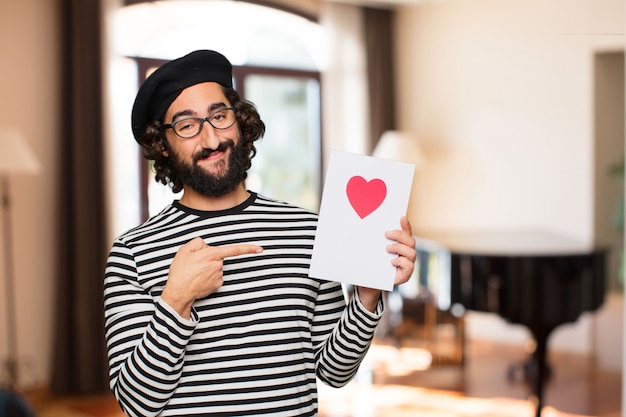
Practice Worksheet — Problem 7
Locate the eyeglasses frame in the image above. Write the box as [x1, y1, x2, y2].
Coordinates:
[162, 107, 237, 139]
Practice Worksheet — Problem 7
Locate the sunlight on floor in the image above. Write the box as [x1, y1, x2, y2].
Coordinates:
[364, 345, 434, 376]
[317, 343, 595, 417]
[318, 381, 593, 417]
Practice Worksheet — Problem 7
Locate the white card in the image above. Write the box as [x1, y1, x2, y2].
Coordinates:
[309, 150, 415, 291]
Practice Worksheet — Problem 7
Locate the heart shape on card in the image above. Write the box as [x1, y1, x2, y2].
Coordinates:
[346, 176, 387, 219]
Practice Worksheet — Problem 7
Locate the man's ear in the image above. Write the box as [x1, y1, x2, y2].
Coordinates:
[157, 137, 169, 157]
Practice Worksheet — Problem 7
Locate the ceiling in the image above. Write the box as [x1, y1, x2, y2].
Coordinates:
[324, 0, 428, 8]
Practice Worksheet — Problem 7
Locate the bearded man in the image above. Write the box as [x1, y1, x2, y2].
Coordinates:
[104, 49, 416, 417]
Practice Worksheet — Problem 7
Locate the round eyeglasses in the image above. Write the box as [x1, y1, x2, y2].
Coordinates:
[163, 107, 237, 139]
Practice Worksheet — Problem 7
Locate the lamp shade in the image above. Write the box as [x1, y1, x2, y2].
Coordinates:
[0, 129, 40, 174]
[372, 130, 426, 168]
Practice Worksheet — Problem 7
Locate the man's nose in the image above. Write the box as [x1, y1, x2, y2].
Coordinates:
[198, 120, 220, 149]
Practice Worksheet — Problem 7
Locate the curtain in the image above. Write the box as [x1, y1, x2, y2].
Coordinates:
[363, 7, 396, 153]
[50, 0, 110, 394]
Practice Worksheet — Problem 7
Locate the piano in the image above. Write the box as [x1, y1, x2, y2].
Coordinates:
[416, 230, 607, 417]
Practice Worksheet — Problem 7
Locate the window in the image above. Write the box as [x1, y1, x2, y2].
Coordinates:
[106, 0, 325, 226]
[236, 68, 321, 213]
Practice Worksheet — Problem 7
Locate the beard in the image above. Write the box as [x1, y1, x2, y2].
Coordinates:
[170, 139, 248, 197]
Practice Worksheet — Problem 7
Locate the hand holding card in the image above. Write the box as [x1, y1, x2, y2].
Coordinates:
[309, 150, 415, 291]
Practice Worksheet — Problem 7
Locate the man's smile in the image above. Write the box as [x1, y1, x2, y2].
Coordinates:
[193, 140, 234, 164]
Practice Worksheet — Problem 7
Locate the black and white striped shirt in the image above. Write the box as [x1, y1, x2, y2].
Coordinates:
[104, 193, 383, 416]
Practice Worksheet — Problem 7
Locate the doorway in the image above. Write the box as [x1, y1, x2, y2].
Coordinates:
[593, 50, 624, 373]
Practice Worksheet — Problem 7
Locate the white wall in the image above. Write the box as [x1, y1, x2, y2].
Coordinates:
[395, 0, 624, 357]
[0, 0, 60, 388]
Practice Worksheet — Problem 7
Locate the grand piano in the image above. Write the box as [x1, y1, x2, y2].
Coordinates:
[415, 230, 607, 417]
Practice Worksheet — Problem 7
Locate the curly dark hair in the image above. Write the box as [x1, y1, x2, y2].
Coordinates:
[137, 86, 266, 194]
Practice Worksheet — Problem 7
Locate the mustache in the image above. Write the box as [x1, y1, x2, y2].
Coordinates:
[192, 140, 235, 164]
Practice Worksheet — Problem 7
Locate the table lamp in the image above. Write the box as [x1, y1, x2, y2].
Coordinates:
[372, 130, 426, 167]
[0, 128, 40, 391]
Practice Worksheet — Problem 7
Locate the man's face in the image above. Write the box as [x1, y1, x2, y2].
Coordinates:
[163, 82, 247, 197]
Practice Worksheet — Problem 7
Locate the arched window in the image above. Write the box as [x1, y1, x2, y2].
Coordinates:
[105, 0, 325, 227]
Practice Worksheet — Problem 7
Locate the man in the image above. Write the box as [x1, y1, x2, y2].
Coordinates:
[104, 49, 416, 417]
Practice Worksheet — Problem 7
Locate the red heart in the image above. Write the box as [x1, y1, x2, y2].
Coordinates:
[346, 176, 387, 219]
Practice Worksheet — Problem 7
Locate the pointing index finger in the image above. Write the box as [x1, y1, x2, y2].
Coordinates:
[212, 244, 264, 260]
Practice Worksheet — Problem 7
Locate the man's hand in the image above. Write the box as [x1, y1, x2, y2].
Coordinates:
[161, 237, 263, 319]
[357, 216, 417, 312]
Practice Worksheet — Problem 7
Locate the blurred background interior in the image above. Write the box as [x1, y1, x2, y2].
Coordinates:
[0, 0, 624, 416]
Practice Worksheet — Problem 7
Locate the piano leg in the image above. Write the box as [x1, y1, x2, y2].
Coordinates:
[528, 326, 554, 417]
[506, 326, 554, 416]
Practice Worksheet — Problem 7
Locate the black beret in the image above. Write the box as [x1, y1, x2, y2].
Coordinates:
[131, 49, 233, 142]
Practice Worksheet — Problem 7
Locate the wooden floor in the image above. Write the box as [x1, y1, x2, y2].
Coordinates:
[353, 338, 623, 417]
[22, 338, 622, 417]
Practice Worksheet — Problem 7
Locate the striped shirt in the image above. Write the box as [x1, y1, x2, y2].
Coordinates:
[104, 193, 383, 416]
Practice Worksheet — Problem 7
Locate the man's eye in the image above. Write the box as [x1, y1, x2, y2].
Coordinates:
[212, 112, 226, 121]
[178, 121, 195, 131]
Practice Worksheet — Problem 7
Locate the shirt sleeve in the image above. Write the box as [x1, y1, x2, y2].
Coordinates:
[311, 282, 384, 387]
[104, 239, 197, 417]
